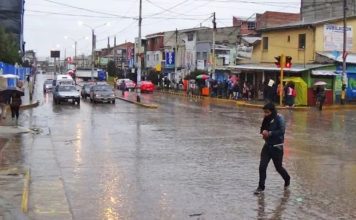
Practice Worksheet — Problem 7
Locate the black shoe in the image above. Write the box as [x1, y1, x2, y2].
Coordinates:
[254, 187, 264, 195]
[284, 177, 290, 189]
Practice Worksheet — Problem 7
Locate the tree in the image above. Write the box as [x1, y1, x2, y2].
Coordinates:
[106, 60, 117, 77]
[0, 27, 21, 64]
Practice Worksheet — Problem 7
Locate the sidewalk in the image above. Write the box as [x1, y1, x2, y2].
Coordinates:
[0, 79, 38, 219]
[158, 90, 356, 111]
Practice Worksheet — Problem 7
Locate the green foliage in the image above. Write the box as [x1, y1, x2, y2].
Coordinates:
[0, 27, 21, 64]
[106, 60, 117, 77]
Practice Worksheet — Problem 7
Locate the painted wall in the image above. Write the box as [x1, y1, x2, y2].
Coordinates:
[252, 27, 315, 64]
[146, 51, 162, 69]
[181, 32, 197, 71]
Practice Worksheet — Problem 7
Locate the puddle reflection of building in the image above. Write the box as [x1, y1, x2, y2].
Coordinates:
[257, 190, 290, 220]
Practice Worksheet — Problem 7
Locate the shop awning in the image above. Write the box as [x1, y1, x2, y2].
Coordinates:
[311, 70, 340, 76]
[228, 64, 332, 72]
[317, 51, 356, 64]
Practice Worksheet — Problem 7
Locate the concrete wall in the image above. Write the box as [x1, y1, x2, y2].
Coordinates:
[256, 11, 300, 29]
[146, 51, 162, 69]
[301, 0, 356, 22]
[181, 31, 197, 71]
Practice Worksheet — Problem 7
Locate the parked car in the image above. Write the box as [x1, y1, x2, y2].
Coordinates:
[43, 79, 54, 92]
[90, 84, 116, 104]
[81, 83, 94, 99]
[139, 81, 155, 93]
[116, 79, 136, 91]
[53, 84, 80, 105]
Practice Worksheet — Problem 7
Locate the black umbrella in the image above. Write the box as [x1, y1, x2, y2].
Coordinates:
[0, 87, 25, 97]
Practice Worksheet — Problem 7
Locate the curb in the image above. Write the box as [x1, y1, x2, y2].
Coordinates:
[21, 168, 30, 213]
[159, 90, 356, 111]
[116, 97, 158, 109]
[3, 101, 40, 113]
[20, 100, 40, 110]
[158, 90, 312, 111]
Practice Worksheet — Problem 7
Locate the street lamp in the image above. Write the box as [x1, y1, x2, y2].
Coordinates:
[64, 36, 89, 68]
[78, 21, 110, 81]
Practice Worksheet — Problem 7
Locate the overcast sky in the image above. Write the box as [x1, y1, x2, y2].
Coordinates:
[24, 0, 301, 58]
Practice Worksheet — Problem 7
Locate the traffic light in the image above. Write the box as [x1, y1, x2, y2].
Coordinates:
[285, 56, 292, 68]
[274, 56, 281, 68]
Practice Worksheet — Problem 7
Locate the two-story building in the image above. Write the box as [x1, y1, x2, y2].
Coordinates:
[145, 32, 164, 74]
[230, 16, 356, 105]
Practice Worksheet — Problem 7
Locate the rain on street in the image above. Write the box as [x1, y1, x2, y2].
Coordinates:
[3, 74, 356, 220]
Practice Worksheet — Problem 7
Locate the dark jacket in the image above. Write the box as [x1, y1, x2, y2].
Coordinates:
[10, 94, 22, 107]
[261, 114, 285, 147]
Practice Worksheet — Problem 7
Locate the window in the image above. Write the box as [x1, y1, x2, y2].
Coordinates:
[197, 52, 202, 60]
[262, 37, 268, 50]
[187, 33, 194, 41]
[247, 21, 256, 30]
[298, 34, 306, 49]
[287, 35, 291, 43]
[202, 52, 208, 60]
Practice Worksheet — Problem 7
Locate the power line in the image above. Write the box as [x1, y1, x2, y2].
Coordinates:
[41, 0, 135, 19]
[144, 0, 211, 17]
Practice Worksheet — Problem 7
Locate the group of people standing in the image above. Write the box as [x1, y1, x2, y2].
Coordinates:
[210, 78, 253, 100]
[263, 80, 297, 107]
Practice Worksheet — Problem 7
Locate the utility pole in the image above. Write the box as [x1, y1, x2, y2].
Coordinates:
[342, 0, 347, 84]
[136, 0, 142, 102]
[341, 0, 347, 104]
[91, 29, 95, 81]
[175, 28, 178, 80]
[279, 54, 285, 107]
[74, 41, 77, 68]
[212, 12, 216, 79]
[64, 48, 66, 72]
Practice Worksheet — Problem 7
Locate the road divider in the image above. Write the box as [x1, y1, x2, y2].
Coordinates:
[115, 96, 158, 109]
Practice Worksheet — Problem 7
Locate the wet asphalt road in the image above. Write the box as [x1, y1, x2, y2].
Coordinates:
[8, 74, 356, 219]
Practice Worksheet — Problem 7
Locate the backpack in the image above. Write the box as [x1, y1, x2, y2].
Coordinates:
[292, 88, 297, 97]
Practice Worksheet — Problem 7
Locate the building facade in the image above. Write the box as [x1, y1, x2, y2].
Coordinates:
[0, 0, 25, 53]
[301, 0, 356, 22]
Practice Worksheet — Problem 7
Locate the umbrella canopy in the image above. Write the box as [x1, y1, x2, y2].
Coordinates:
[314, 81, 327, 86]
[196, 74, 210, 80]
[0, 74, 20, 79]
[0, 88, 25, 97]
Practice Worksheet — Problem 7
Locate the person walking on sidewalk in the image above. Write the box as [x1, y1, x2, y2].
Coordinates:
[315, 85, 326, 111]
[9, 93, 22, 121]
[255, 103, 290, 194]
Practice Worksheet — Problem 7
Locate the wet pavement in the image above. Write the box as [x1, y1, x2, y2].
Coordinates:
[1, 74, 356, 219]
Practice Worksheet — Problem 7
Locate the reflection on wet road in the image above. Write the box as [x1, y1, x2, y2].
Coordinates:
[13, 75, 356, 219]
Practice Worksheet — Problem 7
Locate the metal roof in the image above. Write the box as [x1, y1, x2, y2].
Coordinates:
[317, 51, 356, 64]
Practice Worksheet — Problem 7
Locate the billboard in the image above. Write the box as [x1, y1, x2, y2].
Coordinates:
[324, 24, 353, 51]
[50, 51, 60, 58]
[165, 51, 175, 68]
